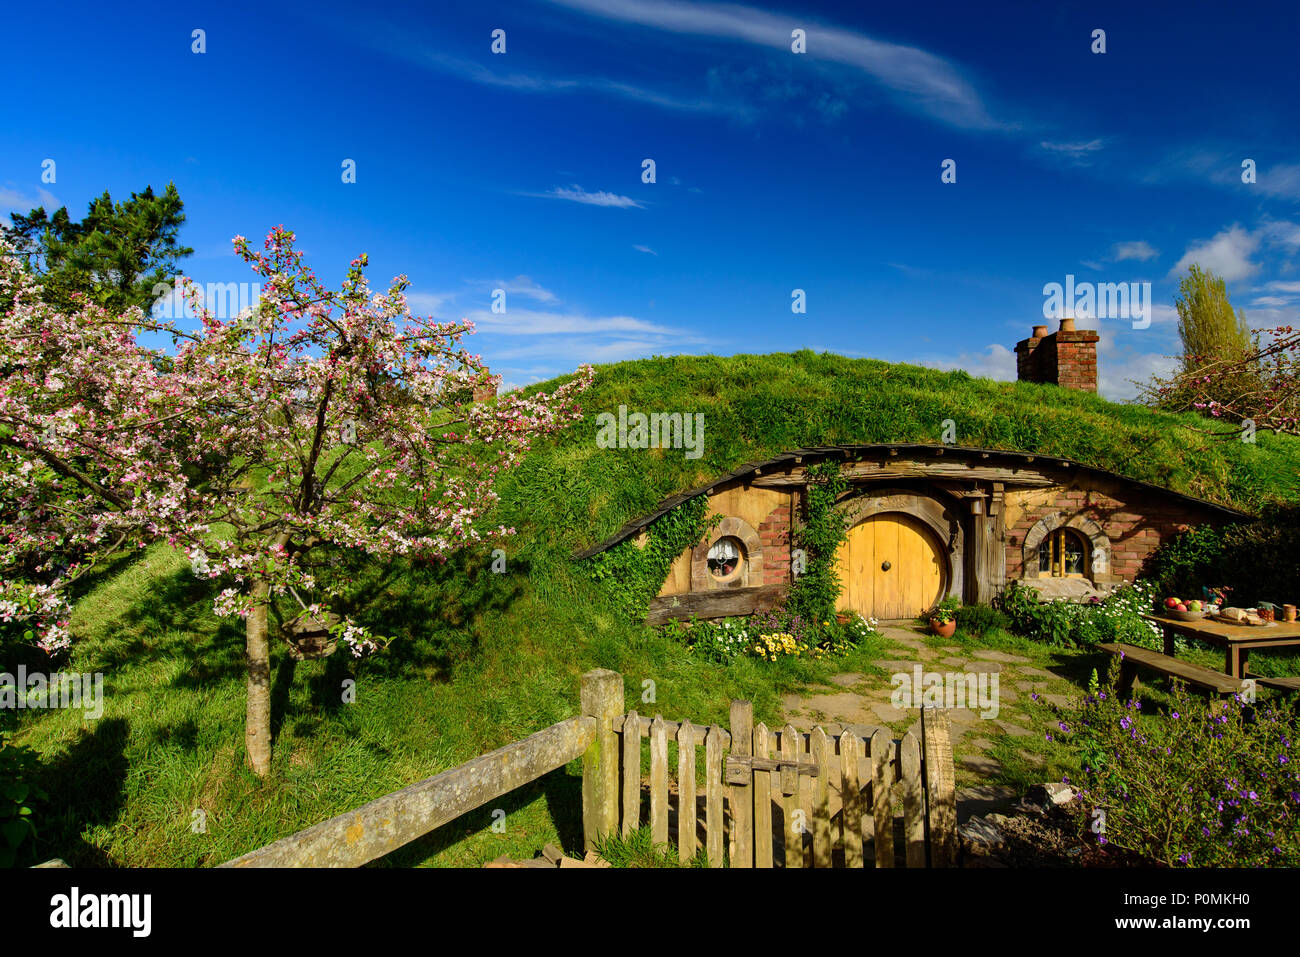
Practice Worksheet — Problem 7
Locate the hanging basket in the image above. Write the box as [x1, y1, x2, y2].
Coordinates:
[282, 610, 341, 660]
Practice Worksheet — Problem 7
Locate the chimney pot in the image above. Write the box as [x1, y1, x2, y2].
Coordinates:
[1015, 320, 1099, 392]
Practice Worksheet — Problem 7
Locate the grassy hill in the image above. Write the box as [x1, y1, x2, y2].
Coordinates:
[12, 351, 1300, 866]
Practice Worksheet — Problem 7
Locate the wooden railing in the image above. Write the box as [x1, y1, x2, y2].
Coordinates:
[223, 668, 957, 868]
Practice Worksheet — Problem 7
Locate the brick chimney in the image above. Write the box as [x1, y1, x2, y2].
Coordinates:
[1015, 318, 1099, 392]
[472, 366, 497, 403]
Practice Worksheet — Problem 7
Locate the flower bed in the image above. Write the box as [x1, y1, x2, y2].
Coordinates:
[662, 608, 878, 663]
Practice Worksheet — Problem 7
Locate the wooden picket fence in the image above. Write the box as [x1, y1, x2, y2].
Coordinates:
[582, 671, 958, 868]
[224, 668, 957, 867]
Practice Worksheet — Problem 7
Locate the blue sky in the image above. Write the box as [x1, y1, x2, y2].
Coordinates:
[3, 0, 1299, 399]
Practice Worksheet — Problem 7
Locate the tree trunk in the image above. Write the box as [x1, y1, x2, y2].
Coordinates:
[245, 579, 273, 777]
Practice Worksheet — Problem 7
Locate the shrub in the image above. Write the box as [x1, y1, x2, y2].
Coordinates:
[0, 728, 44, 868]
[954, 603, 1011, 639]
[1037, 658, 1300, 867]
[1216, 505, 1300, 606]
[1144, 506, 1300, 607]
[994, 580, 1161, 648]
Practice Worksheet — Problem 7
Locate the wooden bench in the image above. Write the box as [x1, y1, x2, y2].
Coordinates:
[1098, 643, 1247, 697]
[1244, 670, 1300, 694]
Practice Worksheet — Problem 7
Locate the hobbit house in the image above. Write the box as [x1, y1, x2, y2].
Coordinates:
[577, 443, 1246, 624]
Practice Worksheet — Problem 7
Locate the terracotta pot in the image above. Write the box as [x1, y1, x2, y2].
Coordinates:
[835, 614, 851, 625]
[930, 618, 957, 638]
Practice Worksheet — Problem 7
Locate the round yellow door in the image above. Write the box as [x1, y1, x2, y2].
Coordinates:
[834, 513, 946, 619]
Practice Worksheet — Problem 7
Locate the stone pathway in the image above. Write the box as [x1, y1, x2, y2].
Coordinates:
[779, 624, 1081, 805]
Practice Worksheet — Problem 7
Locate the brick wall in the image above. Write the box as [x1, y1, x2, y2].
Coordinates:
[1005, 484, 1221, 583]
[1015, 324, 1100, 392]
[757, 503, 791, 585]
[472, 365, 497, 403]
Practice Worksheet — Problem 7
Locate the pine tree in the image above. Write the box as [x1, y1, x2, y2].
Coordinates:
[2, 182, 192, 313]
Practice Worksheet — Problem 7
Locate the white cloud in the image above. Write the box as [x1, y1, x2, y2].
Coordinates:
[1097, 350, 1179, 402]
[1111, 240, 1159, 262]
[526, 184, 644, 208]
[545, 0, 997, 129]
[632, 244, 658, 256]
[1169, 225, 1260, 281]
[0, 184, 61, 230]
[920, 343, 1016, 381]
[1262, 280, 1300, 294]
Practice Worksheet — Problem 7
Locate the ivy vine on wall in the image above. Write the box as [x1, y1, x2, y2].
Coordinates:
[585, 495, 721, 621]
[786, 460, 851, 623]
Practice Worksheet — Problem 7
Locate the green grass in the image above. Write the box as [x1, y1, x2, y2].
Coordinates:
[10, 351, 1300, 867]
[594, 826, 714, 868]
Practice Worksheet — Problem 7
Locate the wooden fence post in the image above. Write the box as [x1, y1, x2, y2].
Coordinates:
[581, 669, 624, 853]
[729, 699, 754, 868]
[921, 708, 958, 867]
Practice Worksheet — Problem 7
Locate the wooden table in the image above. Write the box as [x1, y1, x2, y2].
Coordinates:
[1141, 614, 1300, 678]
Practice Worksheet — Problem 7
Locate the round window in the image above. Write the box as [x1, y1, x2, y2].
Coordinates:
[707, 537, 745, 580]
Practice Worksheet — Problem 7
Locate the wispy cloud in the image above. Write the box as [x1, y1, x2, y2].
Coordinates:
[363, 46, 722, 115]
[465, 306, 682, 337]
[0, 184, 60, 229]
[1262, 280, 1300, 294]
[523, 184, 645, 208]
[546, 0, 998, 129]
[478, 276, 559, 303]
[1038, 139, 1105, 164]
[632, 244, 658, 256]
[1111, 240, 1159, 262]
[1147, 150, 1300, 201]
[1084, 240, 1160, 270]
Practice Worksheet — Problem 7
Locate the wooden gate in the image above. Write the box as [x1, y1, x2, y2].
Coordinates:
[581, 672, 958, 868]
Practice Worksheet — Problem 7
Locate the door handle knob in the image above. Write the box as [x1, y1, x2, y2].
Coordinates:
[881, 561, 891, 571]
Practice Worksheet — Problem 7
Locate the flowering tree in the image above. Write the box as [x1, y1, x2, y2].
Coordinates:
[0, 227, 592, 774]
[1144, 324, 1300, 436]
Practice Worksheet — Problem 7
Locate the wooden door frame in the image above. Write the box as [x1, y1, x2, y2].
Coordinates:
[836, 487, 963, 605]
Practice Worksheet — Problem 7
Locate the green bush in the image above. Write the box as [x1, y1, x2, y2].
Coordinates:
[954, 603, 1011, 639]
[1144, 505, 1300, 607]
[1141, 524, 1224, 599]
[1037, 658, 1300, 867]
[0, 729, 44, 868]
[993, 580, 1160, 648]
